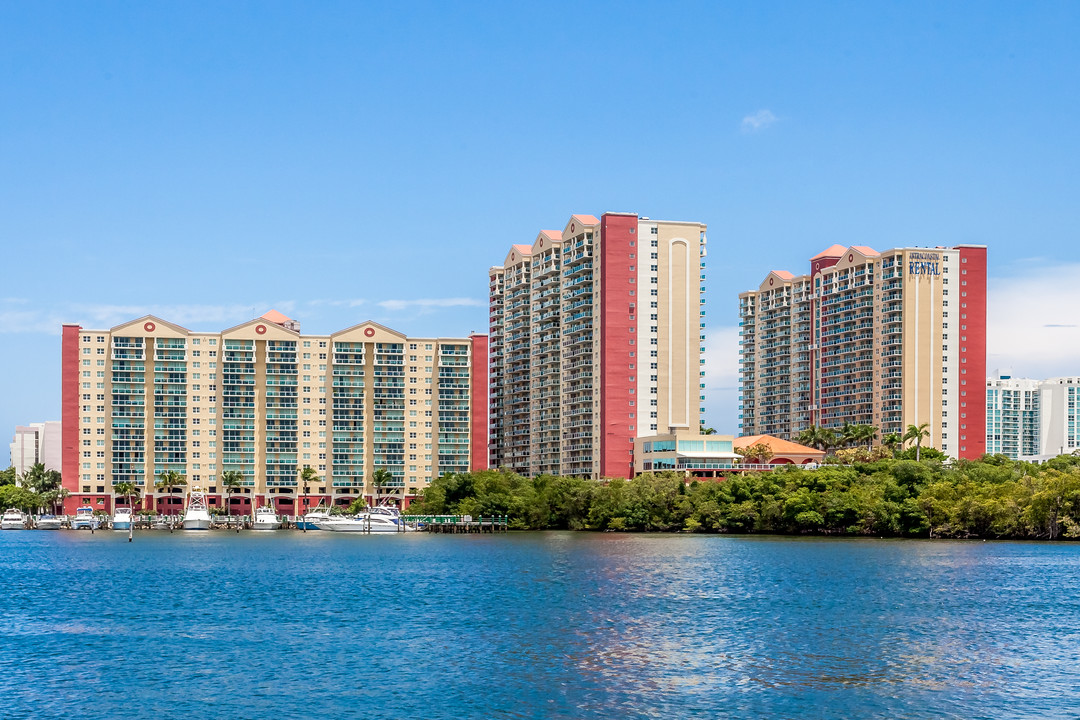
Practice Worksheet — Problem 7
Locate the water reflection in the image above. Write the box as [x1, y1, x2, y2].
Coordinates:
[1, 532, 1079, 719]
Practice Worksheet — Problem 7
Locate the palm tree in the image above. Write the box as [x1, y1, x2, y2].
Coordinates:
[19, 463, 53, 492]
[20, 465, 64, 515]
[797, 425, 838, 453]
[858, 424, 879, 453]
[882, 433, 902, 457]
[299, 466, 320, 515]
[819, 427, 840, 455]
[796, 426, 817, 448]
[839, 421, 858, 449]
[155, 470, 187, 515]
[699, 423, 717, 435]
[113, 481, 141, 513]
[39, 486, 69, 515]
[903, 423, 931, 461]
[221, 471, 245, 517]
[370, 467, 393, 506]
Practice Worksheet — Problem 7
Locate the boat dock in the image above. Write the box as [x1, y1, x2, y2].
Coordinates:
[412, 515, 509, 533]
[7, 513, 511, 533]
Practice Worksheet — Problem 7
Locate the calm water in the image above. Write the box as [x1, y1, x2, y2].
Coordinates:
[1, 531, 1078, 719]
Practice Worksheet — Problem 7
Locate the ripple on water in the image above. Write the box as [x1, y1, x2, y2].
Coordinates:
[2, 532, 1080, 719]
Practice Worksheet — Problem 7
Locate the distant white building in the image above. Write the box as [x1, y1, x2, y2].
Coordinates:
[985, 375, 1080, 461]
[9, 421, 62, 477]
[1037, 377, 1080, 458]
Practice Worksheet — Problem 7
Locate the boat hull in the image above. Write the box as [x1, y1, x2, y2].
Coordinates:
[251, 522, 279, 531]
[320, 521, 411, 533]
[1, 521, 26, 530]
[112, 521, 132, 530]
[182, 519, 211, 530]
[35, 518, 63, 530]
[71, 521, 101, 530]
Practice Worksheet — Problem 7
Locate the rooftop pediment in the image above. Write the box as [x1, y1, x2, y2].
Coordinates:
[332, 321, 407, 343]
[221, 318, 299, 341]
[110, 315, 189, 338]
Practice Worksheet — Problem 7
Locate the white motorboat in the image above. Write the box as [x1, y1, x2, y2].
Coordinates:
[296, 504, 331, 530]
[251, 506, 280, 531]
[181, 487, 212, 530]
[71, 506, 101, 530]
[1, 508, 27, 530]
[112, 507, 134, 531]
[35, 514, 63, 530]
[316, 509, 414, 533]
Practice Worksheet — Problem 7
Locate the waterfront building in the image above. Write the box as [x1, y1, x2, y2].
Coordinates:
[733, 435, 826, 465]
[1036, 377, 1080, 458]
[633, 429, 739, 478]
[985, 374, 1041, 459]
[490, 213, 708, 479]
[738, 244, 987, 460]
[987, 374, 1080, 460]
[631, 430, 825, 478]
[60, 312, 487, 513]
[9, 421, 62, 476]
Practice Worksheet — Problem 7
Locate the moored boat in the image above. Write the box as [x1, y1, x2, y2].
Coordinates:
[315, 508, 414, 533]
[181, 487, 212, 530]
[251, 506, 280, 531]
[35, 514, 63, 530]
[296, 504, 331, 530]
[1, 508, 27, 530]
[71, 506, 101, 530]
[112, 507, 134, 531]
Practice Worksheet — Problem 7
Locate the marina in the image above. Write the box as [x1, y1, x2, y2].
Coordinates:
[0, 511, 509, 533]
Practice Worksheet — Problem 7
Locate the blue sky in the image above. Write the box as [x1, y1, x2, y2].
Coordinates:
[3, 1, 1080, 447]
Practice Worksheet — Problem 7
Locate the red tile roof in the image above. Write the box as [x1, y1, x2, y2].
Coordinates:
[735, 434, 824, 457]
[811, 244, 847, 260]
[850, 245, 880, 257]
[261, 309, 293, 325]
[571, 214, 600, 225]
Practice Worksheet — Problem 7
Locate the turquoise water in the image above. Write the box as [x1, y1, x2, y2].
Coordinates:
[2, 531, 1079, 719]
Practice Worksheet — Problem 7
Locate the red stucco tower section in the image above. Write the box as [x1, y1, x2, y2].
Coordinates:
[469, 333, 489, 471]
[956, 245, 987, 459]
[598, 213, 637, 479]
[61, 324, 82, 506]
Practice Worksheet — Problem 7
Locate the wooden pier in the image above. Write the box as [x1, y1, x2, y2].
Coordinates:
[411, 515, 509, 533]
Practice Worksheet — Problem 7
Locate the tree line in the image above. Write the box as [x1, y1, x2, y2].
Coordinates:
[0, 464, 66, 514]
[405, 452, 1080, 539]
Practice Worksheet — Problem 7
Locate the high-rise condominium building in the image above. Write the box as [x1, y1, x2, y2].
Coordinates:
[489, 212, 707, 480]
[985, 374, 1041, 459]
[9, 421, 62, 476]
[738, 244, 987, 460]
[61, 311, 487, 513]
[987, 374, 1080, 460]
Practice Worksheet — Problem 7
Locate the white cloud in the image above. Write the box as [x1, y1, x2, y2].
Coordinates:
[987, 264, 1080, 378]
[741, 109, 777, 133]
[76, 303, 269, 329]
[0, 308, 67, 335]
[0, 302, 296, 334]
[377, 298, 485, 312]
